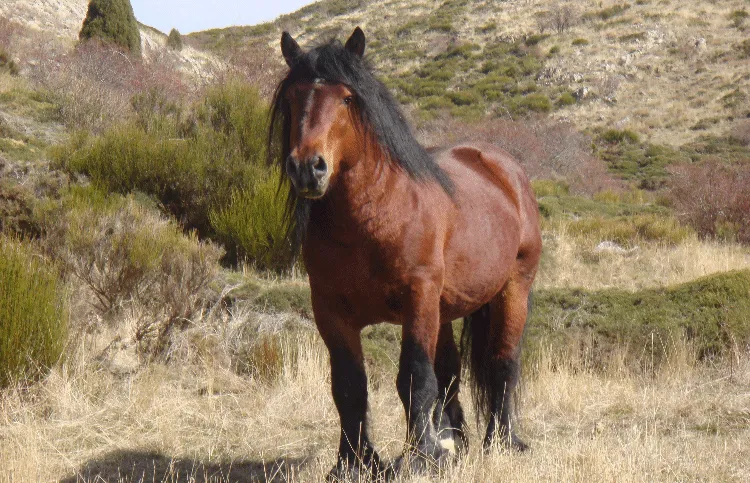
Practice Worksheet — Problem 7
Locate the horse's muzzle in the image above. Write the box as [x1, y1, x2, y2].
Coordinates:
[286, 154, 329, 198]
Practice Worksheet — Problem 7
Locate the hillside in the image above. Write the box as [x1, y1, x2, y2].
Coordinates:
[188, 0, 750, 146]
[0, 0, 221, 78]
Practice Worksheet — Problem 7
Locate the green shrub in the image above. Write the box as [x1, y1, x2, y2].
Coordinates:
[729, 9, 748, 29]
[419, 95, 453, 111]
[556, 92, 576, 106]
[0, 47, 19, 76]
[572, 38, 590, 46]
[53, 79, 269, 243]
[525, 34, 550, 46]
[209, 170, 290, 271]
[227, 278, 312, 318]
[0, 237, 66, 388]
[512, 93, 551, 114]
[476, 22, 496, 34]
[79, 0, 142, 57]
[448, 90, 479, 106]
[599, 129, 640, 144]
[529, 270, 750, 361]
[166, 28, 183, 51]
[739, 39, 750, 59]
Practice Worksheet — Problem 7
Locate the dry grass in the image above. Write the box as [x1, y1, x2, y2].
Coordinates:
[536, 228, 750, 291]
[2, 328, 748, 482]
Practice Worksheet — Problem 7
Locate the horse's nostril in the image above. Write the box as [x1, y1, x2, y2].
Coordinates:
[312, 156, 327, 177]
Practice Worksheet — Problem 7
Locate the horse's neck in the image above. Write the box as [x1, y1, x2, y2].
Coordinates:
[311, 154, 412, 242]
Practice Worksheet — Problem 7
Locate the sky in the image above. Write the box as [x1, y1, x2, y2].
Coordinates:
[130, 1, 317, 35]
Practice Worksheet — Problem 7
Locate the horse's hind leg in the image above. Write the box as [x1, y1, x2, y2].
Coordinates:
[433, 322, 468, 455]
[484, 276, 532, 452]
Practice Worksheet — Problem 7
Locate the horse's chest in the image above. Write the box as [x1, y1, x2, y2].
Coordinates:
[304, 239, 409, 322]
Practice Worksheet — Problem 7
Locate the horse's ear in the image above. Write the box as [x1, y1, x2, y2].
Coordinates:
[345, 27, 366, 57]
[281, 31, 302, 67]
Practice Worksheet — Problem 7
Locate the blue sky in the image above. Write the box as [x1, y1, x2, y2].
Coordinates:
[130, 1, 317, 34]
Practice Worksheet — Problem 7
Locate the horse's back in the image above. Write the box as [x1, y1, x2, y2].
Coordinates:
[436, 142, 539, 240]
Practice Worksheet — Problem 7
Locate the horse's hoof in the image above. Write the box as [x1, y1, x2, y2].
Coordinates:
[392, 446, 454, 477]
[511, 436, 529, 452]
[483, 434, 530, 454]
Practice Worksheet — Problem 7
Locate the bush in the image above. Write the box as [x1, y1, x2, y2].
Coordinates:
[33, 40, 185, 132]
[0, 237, 67, 388]
[511, 93, 552, 114]
[530, 270, 750, 361]
[729, 9, 748, 29]
[537, 4, 580, 33]
[556, 92, 576, 106]
[166, 28, 183, 51]
[209, 170, 291, 271]
[668, 160, 750, 244]
[79, 0, 142, 57]
[599, 129, 640, 144]
[0, 46, 19, 76]
[39, 187, 223, 356]
[417, 117, 620, 196]
[53, 79, 294, 270]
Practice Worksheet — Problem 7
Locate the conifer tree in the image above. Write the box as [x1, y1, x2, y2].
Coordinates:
[167, 28, 183, 51]
[79, 0, 141, 57]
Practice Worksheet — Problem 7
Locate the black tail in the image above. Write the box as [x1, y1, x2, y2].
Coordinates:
[460, 292, 532, 426]
[460, 304, 494, 425]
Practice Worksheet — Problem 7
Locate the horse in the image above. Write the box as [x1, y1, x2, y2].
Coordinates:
[268, 27, 542, 481]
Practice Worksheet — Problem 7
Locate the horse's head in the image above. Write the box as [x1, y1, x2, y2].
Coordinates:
[275, 28, 367, 199]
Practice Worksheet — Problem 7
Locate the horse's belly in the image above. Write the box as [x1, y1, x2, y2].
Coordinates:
[439, 166, 523, 319]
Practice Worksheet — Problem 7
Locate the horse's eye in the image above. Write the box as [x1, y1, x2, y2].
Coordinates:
[343, 96, 354, 106]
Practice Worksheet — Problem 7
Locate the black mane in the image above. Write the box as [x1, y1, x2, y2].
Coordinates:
[268, 37, 454, 256]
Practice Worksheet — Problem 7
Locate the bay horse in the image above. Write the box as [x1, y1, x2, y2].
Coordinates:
[268, 27, 542, 481]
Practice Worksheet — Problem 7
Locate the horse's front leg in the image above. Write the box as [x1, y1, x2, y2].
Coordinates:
[313, 301, 386, 482]
[395, 277, 450, 474]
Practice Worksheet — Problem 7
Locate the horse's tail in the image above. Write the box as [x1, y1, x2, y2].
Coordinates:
[460, 304, 493, 424]
[460, 292, 532, 425]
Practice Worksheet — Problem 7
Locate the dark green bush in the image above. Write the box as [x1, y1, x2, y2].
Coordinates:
[512, 93, 551, 114]
[79, 0, 142, 57]
[556, 92, 576, 106]
[166, 28, 183, 51]
[209, 170, 290, 271]
[0, 47, 19, 76]
[53, 79, 269, 241]
[729, 9, 748, 29]
[600, 129, 640, 144]
[529, 270, 750, 361]
[0, 237, 66, 388]
[53, 79, 295, 271]
[448, 90, 479, 106]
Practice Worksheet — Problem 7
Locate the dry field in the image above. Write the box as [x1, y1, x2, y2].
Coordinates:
[1, 332, 748, 482]
[2, 234, 750, 482]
